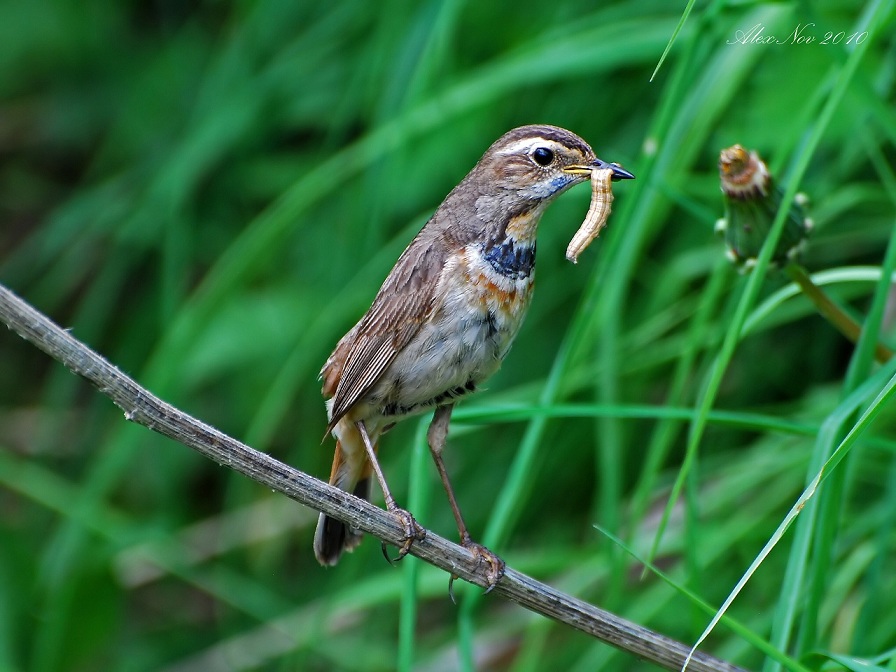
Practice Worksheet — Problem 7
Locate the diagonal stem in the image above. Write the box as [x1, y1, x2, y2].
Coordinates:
[785, 263, 893, 363]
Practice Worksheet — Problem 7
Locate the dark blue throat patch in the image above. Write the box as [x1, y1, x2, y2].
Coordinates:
[482, 240, 536, 280]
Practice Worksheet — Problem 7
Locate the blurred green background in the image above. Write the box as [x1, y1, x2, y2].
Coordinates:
[1, 1, 895, 670]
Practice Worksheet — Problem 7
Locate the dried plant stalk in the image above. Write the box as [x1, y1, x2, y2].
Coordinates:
[566, 167, 615, 263]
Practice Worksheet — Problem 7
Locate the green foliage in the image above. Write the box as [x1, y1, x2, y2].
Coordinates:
[1, 1, 895, 670]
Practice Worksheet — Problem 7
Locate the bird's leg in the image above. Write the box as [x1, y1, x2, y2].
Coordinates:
[427, 405, 505, 597]
[355, 420, 425, 563]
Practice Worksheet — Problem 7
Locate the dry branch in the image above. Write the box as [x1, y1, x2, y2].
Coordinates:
[0, 283, 748, 672]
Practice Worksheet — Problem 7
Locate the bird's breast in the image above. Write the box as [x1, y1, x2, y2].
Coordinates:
[455, 240, 535, 330]
[363, 239, 535, 421]
[433, 239, 536, 370]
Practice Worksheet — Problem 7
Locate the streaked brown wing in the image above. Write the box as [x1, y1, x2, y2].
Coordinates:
[324, 233, 448, 432]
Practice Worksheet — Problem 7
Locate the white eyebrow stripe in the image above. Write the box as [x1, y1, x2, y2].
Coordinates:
[495, 137, 562, 156]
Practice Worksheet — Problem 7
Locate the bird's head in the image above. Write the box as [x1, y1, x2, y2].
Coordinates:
[474, 124, 634, 203]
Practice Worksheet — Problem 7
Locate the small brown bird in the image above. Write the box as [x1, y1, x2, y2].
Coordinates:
[314, 125, 633, 588]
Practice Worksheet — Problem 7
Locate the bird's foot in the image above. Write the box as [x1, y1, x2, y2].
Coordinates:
[448, 540, 505, 603]
[380, 506, 426, 565]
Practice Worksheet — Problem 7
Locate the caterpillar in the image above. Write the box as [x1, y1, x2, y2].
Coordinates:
[566, 167, 615, 264]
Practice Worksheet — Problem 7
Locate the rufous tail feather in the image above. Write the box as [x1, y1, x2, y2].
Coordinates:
[313, 440, 370, 565]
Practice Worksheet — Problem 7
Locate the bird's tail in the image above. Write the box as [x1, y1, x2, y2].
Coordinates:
[313, 438, 371, 566]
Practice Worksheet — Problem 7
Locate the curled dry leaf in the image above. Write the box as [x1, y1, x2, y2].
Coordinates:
[566, 167, 615, 264]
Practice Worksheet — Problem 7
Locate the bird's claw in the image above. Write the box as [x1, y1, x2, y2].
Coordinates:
[468, 541, 505, 592]
[447, 540, 505, 602]
[380, 507, 425, 565]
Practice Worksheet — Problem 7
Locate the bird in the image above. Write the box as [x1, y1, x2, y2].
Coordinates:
[313, 124, 634, 590]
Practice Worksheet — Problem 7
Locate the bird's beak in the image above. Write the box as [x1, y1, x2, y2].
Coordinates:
[563, 159, 635, 182]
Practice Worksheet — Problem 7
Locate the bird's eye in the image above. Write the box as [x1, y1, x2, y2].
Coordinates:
[532, 147, 554, 166]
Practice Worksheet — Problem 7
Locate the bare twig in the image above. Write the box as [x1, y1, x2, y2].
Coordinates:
[0, 283, 748, 672]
